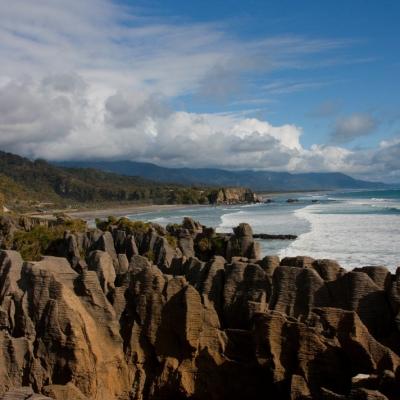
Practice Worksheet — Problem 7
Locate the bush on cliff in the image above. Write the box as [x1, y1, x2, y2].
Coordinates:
[96, 216, 151, 234]
[12, 219, 86, 261]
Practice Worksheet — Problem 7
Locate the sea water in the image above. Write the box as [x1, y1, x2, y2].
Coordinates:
[127, 189, 400, 272]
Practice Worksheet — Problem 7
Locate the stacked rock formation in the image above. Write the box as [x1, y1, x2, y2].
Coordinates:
[208, 188, 261, 204]
[0, 217, 399, 400]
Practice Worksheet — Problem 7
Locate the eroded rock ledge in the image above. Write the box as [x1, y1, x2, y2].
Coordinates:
[0, 217, 399, 400]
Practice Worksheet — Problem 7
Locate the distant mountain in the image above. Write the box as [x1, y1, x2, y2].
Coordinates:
[56, 160, 387, 191]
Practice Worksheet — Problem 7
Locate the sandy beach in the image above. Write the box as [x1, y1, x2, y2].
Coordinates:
[64, 203, 201, 221]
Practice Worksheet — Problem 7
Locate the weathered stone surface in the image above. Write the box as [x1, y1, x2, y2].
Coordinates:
[209, 187, 260, 205]
[257, 255, 280, 277]
[353, 266, 391, 290]
[312, 259, 345, 281]
[178, 233, 195, 258]
[112, 229, 127, 254]
[327, 271, 393, 339]
[125, 234, 139, 260]
[0, 254, 132, 399]
[253, 307, 400, 400]
[87, 250, 116, 295]
[152, 236, 177, 270]
[223, 261, 268, 328]
[269, 265, 329, 318]
[96, 231, 118, 260]
[225, 223, 261, 261]
[1, 386, 53, 399]
[42, 383, 88, 400]
[0, 219, 399, 400]
[182, 217, 203, 234]
[281, 256, 315, 268]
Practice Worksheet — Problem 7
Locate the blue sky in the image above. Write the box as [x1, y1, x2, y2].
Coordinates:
[133, 0, 400, 148]
[0, 0, 399, 181]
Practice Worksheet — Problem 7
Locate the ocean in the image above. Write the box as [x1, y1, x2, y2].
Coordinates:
[126, 189, 400, 272]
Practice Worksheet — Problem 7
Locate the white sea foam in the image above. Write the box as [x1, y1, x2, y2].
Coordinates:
[280, 203, 400, 272]
[126, 191, 400, 271]
[344, 198, 400, 212]
[217, 206, 309, 235]
[240, 203, 263, 208]
[148, 217, 169, 224]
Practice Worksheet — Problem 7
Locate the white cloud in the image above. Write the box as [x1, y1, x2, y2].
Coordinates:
[0, 0, 397, 182]
[331, 113, 378, 143]
[0, 0, 351, 98]
[0, 77, 85, 150]
[0, 73, 398, 181]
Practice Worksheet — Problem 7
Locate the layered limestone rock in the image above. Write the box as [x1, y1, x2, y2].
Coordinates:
[0, 252, 131, 400]
[208, 187, 260, 205]
[0, 218, 399, 400]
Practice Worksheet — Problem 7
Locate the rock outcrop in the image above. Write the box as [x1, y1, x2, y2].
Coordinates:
[208, 187, 260, 204]
[0, 217, 399, 400]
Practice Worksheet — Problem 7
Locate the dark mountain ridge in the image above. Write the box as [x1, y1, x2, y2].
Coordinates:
[56, 159, 387, 191]
[0, 151, 228, 209]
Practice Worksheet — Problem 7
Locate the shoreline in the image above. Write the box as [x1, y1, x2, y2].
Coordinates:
[24, 191, 334, 221]
[64, 203, 204, 221]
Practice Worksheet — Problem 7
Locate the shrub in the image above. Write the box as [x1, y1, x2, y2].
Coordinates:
[12, 219, 86, 261]
[211, 236, 226, 254]
[13, 226, 62, 261]
[197, 237, 210, 252]
[143, 250, 155, 262]
[166, 234, 178, 248]
[95, 216, 151, 235]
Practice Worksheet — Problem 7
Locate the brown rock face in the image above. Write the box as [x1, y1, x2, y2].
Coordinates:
[0, 219, 399, 400]
[208, 187, 260, 205]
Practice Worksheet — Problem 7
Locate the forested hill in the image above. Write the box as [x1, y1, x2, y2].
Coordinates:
[0, 151, 216, 210]
[56, 159, 387, 191]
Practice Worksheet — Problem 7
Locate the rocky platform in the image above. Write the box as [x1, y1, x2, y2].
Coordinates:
[0, 217, 399, 400]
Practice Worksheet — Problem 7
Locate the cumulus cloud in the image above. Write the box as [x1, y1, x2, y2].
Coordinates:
[105, 91, 169, 129]
[0, 73, 398, 181]
[0, 0, 398, 182]
[330, 113, 378, 143]
[369, 138, 400, 181]
[0, 77, 85, 151]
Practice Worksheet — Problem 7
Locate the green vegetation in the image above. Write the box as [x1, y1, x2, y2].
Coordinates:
[12, 219, 87, 261]
[143, 250, 155, 262]
[165, 234, 178, 248]
[0, 150, 219, 211]
[211, 236, 226, 253]
[197, 237, 210, 252]
[95, 216, 152, 234]
[196, 236, 226, 255]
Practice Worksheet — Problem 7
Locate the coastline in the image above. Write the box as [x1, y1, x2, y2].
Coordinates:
[64, 203, 204, 221]
[1, 210, 398, 398]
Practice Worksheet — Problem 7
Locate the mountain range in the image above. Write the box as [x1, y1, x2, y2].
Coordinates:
[56, 160, 387, 191]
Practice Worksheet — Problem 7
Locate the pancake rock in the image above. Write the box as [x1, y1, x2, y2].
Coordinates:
[0, 218, 399, 400]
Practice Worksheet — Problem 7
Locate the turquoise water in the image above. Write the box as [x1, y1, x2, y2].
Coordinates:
[127, 189, 400, 271]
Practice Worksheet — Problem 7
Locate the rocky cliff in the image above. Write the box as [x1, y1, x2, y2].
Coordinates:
[208, 187, 260, 204]
[0, 217, 399, 400]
